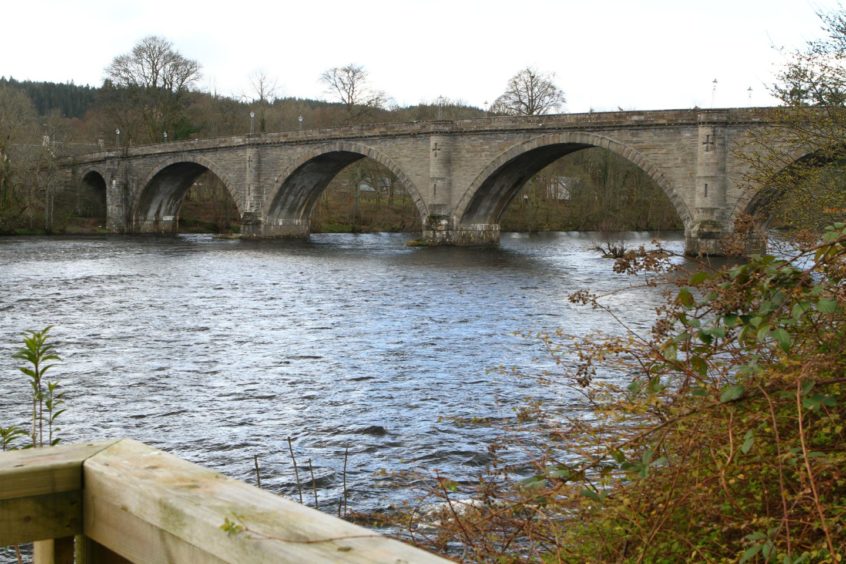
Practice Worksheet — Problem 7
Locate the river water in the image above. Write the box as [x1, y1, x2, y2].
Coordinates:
[0, 231, 683, 517]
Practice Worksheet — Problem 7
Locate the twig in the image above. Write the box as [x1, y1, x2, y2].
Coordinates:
[253, 454, 262, 489]
[759, 384, 791, 555]
[287, 437, 303, 504]
[308, 458, 319, 509]
[436, 472, 475, 551]
[338, 446, 349, 518]
[795, 379, 836, 558]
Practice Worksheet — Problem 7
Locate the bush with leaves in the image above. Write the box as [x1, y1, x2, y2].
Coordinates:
[394, 228, 845, 562]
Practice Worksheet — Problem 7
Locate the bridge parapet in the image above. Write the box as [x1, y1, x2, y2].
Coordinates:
[64, 107, 780, 165]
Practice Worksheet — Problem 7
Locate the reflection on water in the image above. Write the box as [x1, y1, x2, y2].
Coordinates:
[0, 231, 684, 513]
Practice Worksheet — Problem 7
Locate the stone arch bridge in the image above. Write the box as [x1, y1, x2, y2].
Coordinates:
[66, 108, 791, 255]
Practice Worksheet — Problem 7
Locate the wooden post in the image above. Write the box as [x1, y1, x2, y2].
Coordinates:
[33, 536, 74, 564]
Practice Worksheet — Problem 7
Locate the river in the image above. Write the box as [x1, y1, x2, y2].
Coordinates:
[0, 231, 683, 517]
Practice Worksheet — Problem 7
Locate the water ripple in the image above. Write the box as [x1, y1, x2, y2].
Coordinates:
[0, 231, 684, 513]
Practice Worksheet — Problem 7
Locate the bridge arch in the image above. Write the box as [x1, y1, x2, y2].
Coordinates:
[264, 141, 427, 232]
[453, 131, 692, 228]
[133, 155, 242, 233]
[75, 167, 108, 223]
[729, 145, 832, 228]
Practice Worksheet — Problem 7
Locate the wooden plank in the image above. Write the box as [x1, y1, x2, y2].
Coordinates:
[0, 491, 82, 546]
[0, 441, 118, 501]
[84, 439, 447, 563]
[83, 492, 225, 563]
[33, 536, 74, 564]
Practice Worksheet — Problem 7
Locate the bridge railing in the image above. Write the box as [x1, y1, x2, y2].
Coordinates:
[0, 439, 445, 563]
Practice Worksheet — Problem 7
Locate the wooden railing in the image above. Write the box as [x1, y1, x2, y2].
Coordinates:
[0, 439, 446, 563]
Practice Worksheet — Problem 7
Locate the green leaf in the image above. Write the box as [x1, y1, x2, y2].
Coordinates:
[677, 288, 695, 308]
[690, 356, 708, 376]
[791, 302, 809, 321]
[741, 430, 755, 454]
[803, 394, 837, 412]
[771, 328, 792, 353]
[739, 544, 762, 563]
[519, 476, 546, 489]
[580, 488, 602, 502]
[817, 298, 838, 313]
[662, 342, 678, 361]
[689, 271, 710, 286]
[546, 466, 571, 480]
[758, 300, 773, 315]
[800, 380, 815, 395]
[762, 541, 774, 560]
[720, 384, 745, 403]
[647, 377, 665, 394]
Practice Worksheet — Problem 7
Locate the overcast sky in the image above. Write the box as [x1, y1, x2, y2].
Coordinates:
[1, 0, 841, 113]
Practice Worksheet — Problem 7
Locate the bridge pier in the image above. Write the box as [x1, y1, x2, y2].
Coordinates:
[256, 217, 310, 238]
[685, 222, 726, 255]
[135, 217, 178, 234]
[105, 173, 129, 233]
[422, 217, 500, 246]
[685, 112, 730, 256]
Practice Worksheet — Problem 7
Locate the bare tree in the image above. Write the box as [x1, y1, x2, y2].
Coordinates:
[773, 9, 846, 106]
[249, 70, 279, 104]
[320, 64, 386, 121]
[0, 85, 36, 229]
[106, 36, 200, 92]
[245, 70, 280, 133]
[104, 36, 201, 142]
[0, 84, 35, 150]
[491, 67, 566, 116]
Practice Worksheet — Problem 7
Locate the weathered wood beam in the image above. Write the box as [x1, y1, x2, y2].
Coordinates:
[83, 439, 446, 563]
[0, 442, 116, 546]
[1, 439, 446, 562]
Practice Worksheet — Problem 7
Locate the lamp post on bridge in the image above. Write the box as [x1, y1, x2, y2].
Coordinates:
[250, 111, 256, 136]
[115, 128, 120, 148]
[298, 115, 303, 131]
[711, 78, 718, 107]
[163, 131, 168, 143]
